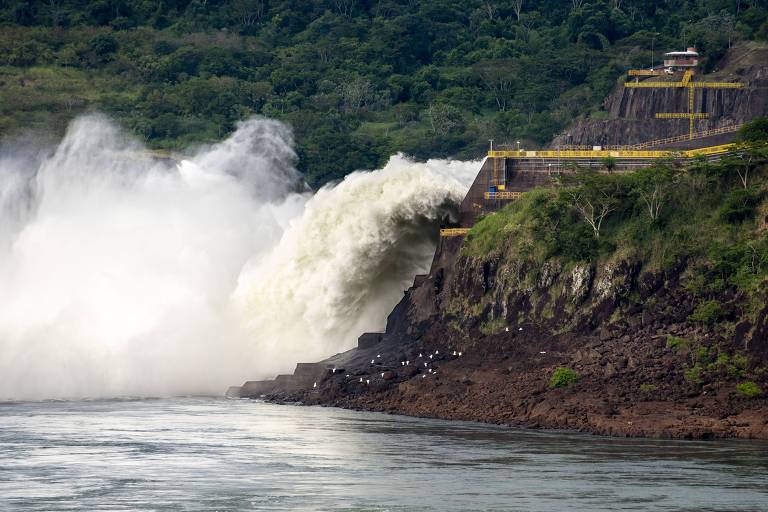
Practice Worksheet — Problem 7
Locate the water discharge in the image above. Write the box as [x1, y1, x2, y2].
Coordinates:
[0, 114, 476, 400]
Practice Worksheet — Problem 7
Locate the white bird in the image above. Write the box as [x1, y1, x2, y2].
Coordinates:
[313, 382, 317, 388]
[458, 352, 462, 356]
[519, 327, 523, 331]
[505, 327, 509, 332]
[359, 377, 363, 382]
[419, 353, 423, 358]
[401, 361, 405, 366]
[424, 362, 428, 367]
[428, 369, 433, 373]
[371, 359, 375, 364]
[429, 354, 433, 359]
[366, 379, 370, 385]
[381, 372, 385, 378]
[377, 354, 381, 358]
[346, 374, 350, 378]
[539, 351, 546, 354]
[422, 374, 426, 378]
[435, 350, 439, 354]
[453, 351, 457, 356]
[406, 360, 410, 365]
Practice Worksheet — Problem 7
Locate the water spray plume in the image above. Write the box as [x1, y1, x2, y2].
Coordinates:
[0, 114, 476, 400]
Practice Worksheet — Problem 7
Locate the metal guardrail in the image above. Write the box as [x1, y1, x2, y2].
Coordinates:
[439, 228, 471, 237]
[608, 124, 743, 150]
[488, 143, 734, 159]
[484, 191, 522, 200]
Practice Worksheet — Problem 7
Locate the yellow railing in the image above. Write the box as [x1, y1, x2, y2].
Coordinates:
[440, 228, 471, 237]
[607, 124, 743, 150]
[484, 191, 522, 200]
[628, 69, 664, 76]
[625, 81, 743, 89]
[488, 143, 734, 159]
[655, 112, 708, 119]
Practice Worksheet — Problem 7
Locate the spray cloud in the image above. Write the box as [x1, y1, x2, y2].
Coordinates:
[0, 115, 476, 400]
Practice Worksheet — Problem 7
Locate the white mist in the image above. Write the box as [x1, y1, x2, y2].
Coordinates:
[0, 115, 476, 400]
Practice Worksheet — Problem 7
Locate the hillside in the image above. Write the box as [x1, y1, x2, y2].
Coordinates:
[239, 122, 768, 439]
[2, 1, 768, 186]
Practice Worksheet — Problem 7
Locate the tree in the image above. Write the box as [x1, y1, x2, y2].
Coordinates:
[232, 0, 264, 27]
[474, 60, 518, 112]
[559, 170, 624, 239]
[601, 155, 616, 173]
[425, 103, 464, 136]
[631, 163, 680, 223]
[339, 78, 374, 113]
[725, 142, 768, 189]
[512, 0, 524, 21]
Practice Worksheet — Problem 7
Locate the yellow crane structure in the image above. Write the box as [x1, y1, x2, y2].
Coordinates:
[624, 69, 743, 140]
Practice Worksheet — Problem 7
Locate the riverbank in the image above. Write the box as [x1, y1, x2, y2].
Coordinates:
[245, 152, 768, 440]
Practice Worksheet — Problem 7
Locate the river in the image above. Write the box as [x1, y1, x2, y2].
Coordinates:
[1, 398, 766, 511]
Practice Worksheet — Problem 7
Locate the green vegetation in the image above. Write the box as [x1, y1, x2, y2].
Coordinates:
[549, 367, 580, 389]
[479, 316, 506, 336]
[2, 1, 768, 186]
[736, 381, 762, 398]
[465, 119, 768, 314]
[639, 383, 657, 393]
[684, 365, 704, 386]
[666, 335, 689, 351]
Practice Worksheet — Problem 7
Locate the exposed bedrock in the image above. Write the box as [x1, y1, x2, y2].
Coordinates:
[550, 45, 768, 147]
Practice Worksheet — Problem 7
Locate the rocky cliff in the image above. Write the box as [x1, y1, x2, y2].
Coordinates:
[245, 159, 768, 440]
[550, 43, 768, 147]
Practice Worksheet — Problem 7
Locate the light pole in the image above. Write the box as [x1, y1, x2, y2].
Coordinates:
[516, 140, 520, 152]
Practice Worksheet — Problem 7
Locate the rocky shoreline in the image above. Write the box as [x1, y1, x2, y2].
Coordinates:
[231, 244, 768, 440]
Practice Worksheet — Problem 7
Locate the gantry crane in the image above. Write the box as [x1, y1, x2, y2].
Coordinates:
[624, 69, 744, 139]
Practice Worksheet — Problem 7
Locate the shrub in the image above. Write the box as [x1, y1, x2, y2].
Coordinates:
[684, 365, 704, 386]
[549, 367, 580, 389]
[666, 335, 689, 351]
[639, 383, 657, 393]
[736, 381, 762, 398]
[688, 300, 723, 324]
[717, 188, 760, 223]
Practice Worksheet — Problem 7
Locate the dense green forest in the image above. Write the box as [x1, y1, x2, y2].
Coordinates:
[1, 1, 767, 186]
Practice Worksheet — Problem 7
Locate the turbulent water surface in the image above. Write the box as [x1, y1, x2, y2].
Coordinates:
[1, 398, 767, 511]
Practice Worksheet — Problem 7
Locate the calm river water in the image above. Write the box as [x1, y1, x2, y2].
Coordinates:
[1, 397, 766, 511]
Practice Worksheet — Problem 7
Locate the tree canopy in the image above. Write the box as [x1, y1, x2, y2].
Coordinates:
[1, 0, 767, 186]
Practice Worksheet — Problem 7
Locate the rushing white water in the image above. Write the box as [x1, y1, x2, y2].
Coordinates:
[0, 115, 476, 400]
